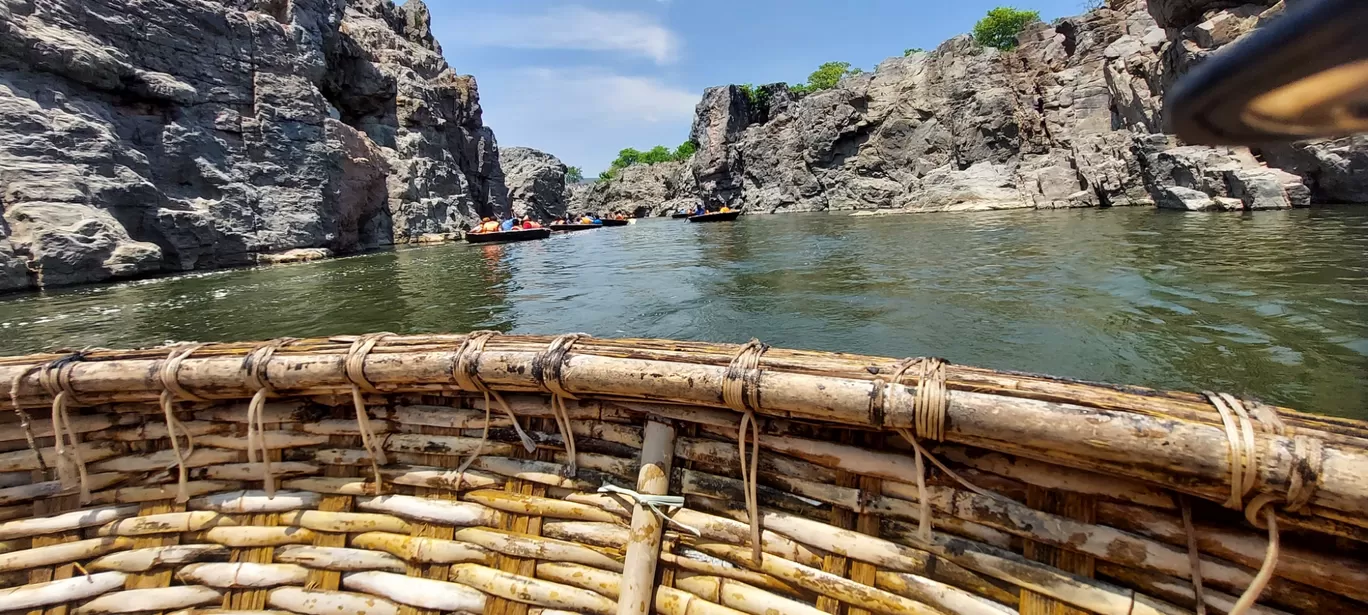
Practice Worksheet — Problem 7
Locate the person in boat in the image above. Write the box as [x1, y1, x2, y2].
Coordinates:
[499, 216, 516, 232]
[613, 213, 626, 220]
[579, 214, 594, 224]
[694, 203, 706, 216]
[719, 206, 731, 213]
[475, 217, 500, 233]
[521, 218, 542, 229]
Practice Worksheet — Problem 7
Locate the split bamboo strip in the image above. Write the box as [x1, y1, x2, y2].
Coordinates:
[0, 536, 132, 572]
[175, 563, 310, 588]
[660, 549, 804, 598]
[0, 571, 128, 611]
[71, 585, 224, 615]
[534, 562, 749, 615]
[448, 562, 618, 615]
[690, 543, 943, 615]
[341, 570, 487, 613]
[618, 420, 676, 615]
[87, 545, 232, 572]
[265, 587, 400, 615]
[277, 510, 411, 534]
[349, 531, 490, 564]
[273, 545, 406, 572]
[672, 573, 833, 615]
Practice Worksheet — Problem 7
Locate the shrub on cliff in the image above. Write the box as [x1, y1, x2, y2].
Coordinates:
[674, 140, 697, 160]
[789, 62, 862, 95]
[566, 166, 584, 184]
[904, 48, 924, 56]
[972, 7, 1040, 51]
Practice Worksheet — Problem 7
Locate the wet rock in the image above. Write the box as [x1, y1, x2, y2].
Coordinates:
[501, 147, 568, 220]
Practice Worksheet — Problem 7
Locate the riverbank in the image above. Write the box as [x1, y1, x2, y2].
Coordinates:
[2, 207, 1363, 417]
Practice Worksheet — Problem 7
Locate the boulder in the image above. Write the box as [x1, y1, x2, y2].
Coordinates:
[501, 147, 568, 220]
[1157, 186, 1219, 210]
[1225, 167, 1306, 209]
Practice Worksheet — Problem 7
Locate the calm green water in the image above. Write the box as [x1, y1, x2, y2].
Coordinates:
[1, 208, 1365, 417]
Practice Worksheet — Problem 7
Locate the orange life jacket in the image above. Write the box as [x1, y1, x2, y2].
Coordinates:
[480, 221, 500, 232]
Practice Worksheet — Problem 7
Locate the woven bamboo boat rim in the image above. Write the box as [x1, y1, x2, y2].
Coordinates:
[1, 331, 1365, 615]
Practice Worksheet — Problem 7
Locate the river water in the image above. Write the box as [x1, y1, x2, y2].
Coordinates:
[1, 208, 1365, 417]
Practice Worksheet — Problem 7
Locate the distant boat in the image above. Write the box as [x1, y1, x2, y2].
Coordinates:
[601, 219, 629, 227]
[688, 211, 741, 223]
[550, 223, 603, 232]
[464, 228, 552, 244]
[670, 212, 691, 219]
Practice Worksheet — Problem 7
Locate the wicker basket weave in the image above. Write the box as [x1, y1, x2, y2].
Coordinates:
[1, 333, 1365, 615]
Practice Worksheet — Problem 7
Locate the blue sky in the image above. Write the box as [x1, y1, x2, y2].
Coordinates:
[424, 0, 1089, 174]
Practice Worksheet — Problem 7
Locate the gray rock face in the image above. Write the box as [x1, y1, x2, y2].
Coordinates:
[569, 160, 700, 218]
[582, 0, 1360, 218]
[501, 147, 568, 220]
[0, 0, 507, 290]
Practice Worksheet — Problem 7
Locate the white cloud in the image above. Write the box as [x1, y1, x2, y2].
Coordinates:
[510, 68, 698, 123]
[460, 6, 681, 64]
[477, 67, 699, 172]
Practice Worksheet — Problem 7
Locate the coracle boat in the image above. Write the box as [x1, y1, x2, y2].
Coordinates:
[1, 332, 1366, 615]
[600, 219, 630, 227]
[550, 223, 603, 232]
[465, 228, 553, 244]
[689, 211, 741, 222]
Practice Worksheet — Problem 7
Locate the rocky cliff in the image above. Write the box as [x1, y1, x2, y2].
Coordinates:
[501, 147, 570, 221]
[573, 0, 1365, 218]
[0, 0, 508, 292]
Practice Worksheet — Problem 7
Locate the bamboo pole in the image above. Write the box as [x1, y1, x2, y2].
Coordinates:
[277, 510, 411, 534]
[619, 420, 676, 615]
[1097, 500, 1368, 605]
[354, 494, 499, 526]
[464, 490, 628, 525]
[673, 574, 827, 615]
[1097, 562, 1293, 615]
[6, 340, 1358, 522]
[679, 470, 1015, 604]
[543, 521, 631, 548]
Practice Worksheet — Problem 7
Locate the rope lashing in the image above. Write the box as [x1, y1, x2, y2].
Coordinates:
[890, 357, 949, 543]
[1179, 497, 1207, 615]
[453, 331, 535, 483]
[532, 333, 589, 476]
[721, 339, 767, 562]
[39, 353, 91, 504]
[158, 343, 206, 503]
[8, 364, 48, 477]
[344, 333, 393, 493]
[1201, 391, 1324, 615]
[598, 484, 702, 537]
[242, 338, 296, 497]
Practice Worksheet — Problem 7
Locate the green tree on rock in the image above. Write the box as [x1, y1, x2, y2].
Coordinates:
[790, 62, 862, 95]
[565, 166, 584, 184]
[612, 148, 643, 169]
[673, 140, 697, 160]
[640, 145, 675, 165]
[973, 7, 1040, 51]
[904, 48, 924, 56]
